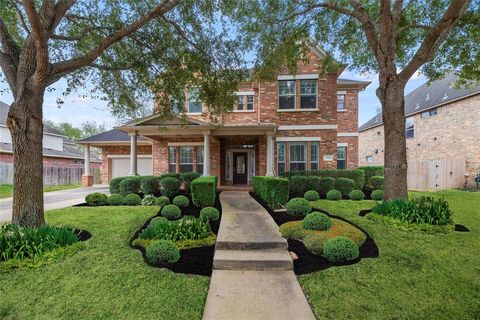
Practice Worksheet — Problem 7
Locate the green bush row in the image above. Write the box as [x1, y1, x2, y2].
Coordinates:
[191, 176, 218, 208]
[252, 176, 290, 209]
[290, 176, 356, 197]
[285, 169, 365, 189]
[359, 166, 384, 189]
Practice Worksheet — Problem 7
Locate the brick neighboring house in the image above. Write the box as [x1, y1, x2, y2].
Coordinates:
[78, 46, 370, 187]
[359, 72, 480, 187]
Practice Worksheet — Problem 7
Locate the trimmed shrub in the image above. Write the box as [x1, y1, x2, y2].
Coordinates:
[289, 176, 308, 196]
[252, 176, 289, 209]
[359, 166, 384, 189]
[140, 216, 211, 242]
[146, 240, 180, 264]
[155, 196, 170, 207]
[160, 177, 181, 198]
[288, 169, 365, 190]
[303, 212, 332, 231]
[326, 189, 342, 201]
[161, 204, 181, 219]
[200, 207, 220, 221]
[140, 176, 160, 195]
[286, 198, 311, 216]
[349, 190, 365, 201]
[149, 216, 169, 227]
[303, 235, 325, 256]
[124, 194, 142, 206]
[159, 173, 181, 180]
[371, 190, 384, 201]
[305, 176, 320, 193]
[191, 176, 217, 208]
[304, 190, 320, 201]
[368, 175, 384, 191]
[119, 176, 142, 196]
[180, 172, 201, 192]
[323, 236, 359, 262]
[85, 192, 107, 206]
[318, 177, 336, 197]
[172, 195, 189, 208]
[109, 176, 127, 194]
[106, 193, 124, 206]
[335, 177, 355, 197]
[141, 194, 157, 206]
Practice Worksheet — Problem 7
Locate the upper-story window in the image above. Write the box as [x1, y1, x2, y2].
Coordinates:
[188, 89, 202, 114]
[337, 94, 346, 111]
[421, 108, 437, 118]
[236, 95, 254, 111]
[278, 80, 296, 110]
[405, 116, 414, 138]
[300, 80, 317, 109]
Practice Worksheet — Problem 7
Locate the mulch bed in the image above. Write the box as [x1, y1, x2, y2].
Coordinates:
[129, 192, 222, 276]
[73, 229, 92, 241]
[250, 192, 379, 275]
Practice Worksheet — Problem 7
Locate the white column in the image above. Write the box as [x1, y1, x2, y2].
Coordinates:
[266, 133, 274, 176]
[130, 132, 138, 175]
[83, 144, 91, 176]
[203, 132, 210, 176]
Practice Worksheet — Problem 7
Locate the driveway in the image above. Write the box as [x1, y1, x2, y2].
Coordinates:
[0, 185, 109, 222]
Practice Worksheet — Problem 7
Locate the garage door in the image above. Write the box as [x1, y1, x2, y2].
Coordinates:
[110, 157, 153, 179]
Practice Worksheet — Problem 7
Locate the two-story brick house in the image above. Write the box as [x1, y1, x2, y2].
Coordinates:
[78, 46, 369, 186]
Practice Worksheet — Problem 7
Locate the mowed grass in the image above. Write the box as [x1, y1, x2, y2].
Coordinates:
[0, 206, 209, 320]
[0, 184, 81, 199]
[304, 190, 480, 320]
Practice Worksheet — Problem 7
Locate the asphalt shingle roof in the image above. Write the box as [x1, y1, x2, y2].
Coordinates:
[78, 129, 146, 143]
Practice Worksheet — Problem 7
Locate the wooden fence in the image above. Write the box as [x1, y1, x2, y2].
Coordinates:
[407, 158, 466, 191]
[0, 163, 101, 186]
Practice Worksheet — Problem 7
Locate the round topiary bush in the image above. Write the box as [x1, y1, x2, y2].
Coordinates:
[172, 195, 189, 208]
[335, 177, 355, 197]
[149, 216, 169, 227]
[303, 212, 333, 231]
[106, 193, 124, 206]
[146, 240, 180, 264]
[303, 235, 325, 256]
[371, 189, 384, 201]
[286, 198, 312, 216]
[161, 204, 181, 219]
[119, 176, 142, 196]
[200, 207, 220, 221]
[304, 190, 320, 201]
[123, 194, 142, 206]
[155, 196, 170, 207]
[160, 177, 181, 198]
[85, 192, 107, 206]
[368, 175, 384, 191]
[323, 236, 359, 262]
[141, 194, 157, 206]
[140, 176, 160, 195]
[326, 189, 342, 201]
[349, 190, 365, 201]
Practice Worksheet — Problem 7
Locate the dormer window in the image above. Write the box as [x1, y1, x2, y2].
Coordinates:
[188, 89, 202, 114]
[278, 80, 296, 109]
[300, 80, 317, 109]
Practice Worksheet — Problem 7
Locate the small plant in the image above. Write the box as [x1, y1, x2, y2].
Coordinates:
[200, 207, 220, 221]
[119, 176, 142, 196]
[106, 193, 124, 206]
[146, 240, 180, 264]
[85, 192, 107, 206]
[349, 190, 365, 201]
[161, 204, 181, 219]
[160, 177, 181, 198]
[155, 196, 170, 207]
[141, 194, 157, 206]
[335, 177, 355, 197]
[303, 212, 332, 231]
[123, 194, 142, 206]
[140, 176, 160, 195]
[326, 189, 342, 201]
[172, 195, 190, 208]
[285, 198, 312, 216]
[371, 190, 384, 201]
[149, 216, 169, 227]
[140, 216, 211, 241]
[303, 235, 325, 256]
[304, 190, 320, 201]
[323, 236, 359, 262]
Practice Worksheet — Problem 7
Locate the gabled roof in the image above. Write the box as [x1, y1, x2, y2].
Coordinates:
[78, 129, 148, 143]
[359, 72, 480, 132]
[122, 113, 208, 127]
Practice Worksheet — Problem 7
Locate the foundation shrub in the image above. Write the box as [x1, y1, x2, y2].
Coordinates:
[286, 198, 312, 216]
[140, 176, 160, 195]
[191, 176, 217, 208]
[200, 207, 220, 221]
[326, 189, 342, 201]
[85, 193, 107, 206]
[368, 176, 385, 191]
[288, 169, 365, 190]
[161, 204, 181, 219]
[252, 176, 289, 209]
[349, 190, 365, 201]
[303, 212, 332, 231]
[149, 217, 169, 227]
[172, 195, 190, 208]
[289, 176, 308, 196]
[335, 178, 355, 197]
[109, 176, 127, 194]
[304, 190, 320, 201]
[155, 196, 170, 207]
[323, 236, 359, 262]
[371, 190, 384, 201]
[123, 194, 142, 206]
[146, 240, 180, 264]
[119, 176, 142, 196]
[106, 193, 124, 206]
[160, 177, 181, 198]
[318, 177, 336, 197]
[180, 172, 201, 192]
[359, 166, 384, 190]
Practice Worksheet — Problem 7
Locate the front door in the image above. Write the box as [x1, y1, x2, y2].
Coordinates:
[233, 152, 248, 184]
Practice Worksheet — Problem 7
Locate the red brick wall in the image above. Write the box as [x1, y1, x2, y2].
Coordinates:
[0, 152, 101, 168]
[337, 89, 359, 133]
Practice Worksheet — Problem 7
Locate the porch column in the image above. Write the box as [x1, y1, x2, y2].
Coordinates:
[266, 133, 274, 176]
[82, 144, 93, 187]
[130, 132, 138, 175]
[203, 132, 210, 176]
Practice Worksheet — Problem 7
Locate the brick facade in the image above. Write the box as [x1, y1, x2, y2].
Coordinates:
[0, 152, 101, 168]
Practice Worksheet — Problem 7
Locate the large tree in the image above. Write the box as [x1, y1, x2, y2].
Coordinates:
[232, 0, 479, 199]
[0, 0, 245, 227]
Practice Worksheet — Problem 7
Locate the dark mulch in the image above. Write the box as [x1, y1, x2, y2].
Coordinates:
[73, 229, 92, 241]
[359, 209, 373, 217]
[454, 224, 470, 232]
[250, 192, 379, 275]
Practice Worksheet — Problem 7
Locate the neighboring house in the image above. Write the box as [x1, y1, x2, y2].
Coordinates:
[78, 46, 370, 186]
[359, 72, 480, 188]
[0, 101, 101, 183]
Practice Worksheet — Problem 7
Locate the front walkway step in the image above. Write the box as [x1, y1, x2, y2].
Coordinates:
[203, 270, 316, 320]
[213, 249, 293, 271]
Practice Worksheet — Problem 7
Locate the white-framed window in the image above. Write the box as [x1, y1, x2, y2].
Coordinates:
[405, 116, 414, 138]
[277, 142, 286, 175]
[246, 95, 254, 110]
[179, 146, 194, 172]
[310, 142, 319, 170]
[168, 146, 176, 173]
[300, 79, 317, 109]
[421, 108, 437, 118]
[289, 142, 306, 171]
[188, 88, 202, 113]
[236, 95, 254, 111]
[337, 94, 346, 111]
[278, 80, 296, 109]
[196, 146, 204, 173]
[337, 146, 347, 169]
[366, 155, 373, 163]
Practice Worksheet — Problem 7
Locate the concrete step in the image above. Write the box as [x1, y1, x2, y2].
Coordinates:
[215, 239, 287, 250]
[213, 249, 293, 271]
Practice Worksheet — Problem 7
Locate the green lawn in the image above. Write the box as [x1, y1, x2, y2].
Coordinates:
[0, 206, 209, 319]
[304, 190, 480, 320]
[0, 184, 82, 199]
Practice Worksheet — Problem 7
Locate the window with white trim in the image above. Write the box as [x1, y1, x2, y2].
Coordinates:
[179, 146, 194, 172]
[196, 146, 204, 173]
[168, 147, 176, 173]
[236, 95, 254, 111]
[366, 155, 373, 163]
[300, 80, 317, 109]
[405, 116, 414, 138]
[310, 142, 319, 170]
[278, 80, 296, 109]
[289, 142, 306, 171]
[337, 146, 347, 169]
[421, 108, 437, 118]
[246, 95, 254, 110]
[188, 88, 202, 113]
[337, 94, 346, 111]
[277, 142, 286, 175]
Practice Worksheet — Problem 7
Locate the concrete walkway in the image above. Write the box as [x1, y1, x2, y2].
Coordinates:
[203, 191, 316, 320]
[0, 185, 109, 222]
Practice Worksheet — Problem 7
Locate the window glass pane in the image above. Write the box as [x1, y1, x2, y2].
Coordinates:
[246, 95, 254, 110]
[337, 94, 346, 110]
[277, 142, 286, 175]
[169, 146, 176, 173]
[300, 80, 316, 109]
[405, 117, 414, 138]
[237, 96, 244, 110]
[196, 146, 204, 174]
[278, 80, 295, 109]
[179, 147, 193, 172]
[188, 89, 202, 113]
[300, 96, 316, 109]
[337, 146, 346, 169]
[289, 143, 306, 171]
[310, 142, 319, 170]
[279, 96, 295, 109]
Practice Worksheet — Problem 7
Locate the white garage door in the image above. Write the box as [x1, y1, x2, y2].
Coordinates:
[110, 156, 153, 179]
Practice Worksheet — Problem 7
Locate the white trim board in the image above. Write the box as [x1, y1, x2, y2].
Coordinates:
[337, 132, 359, 137]
[235, 91, 255, 96]
[278, 125, 337, 130]
[275, 137, 321, 142]
[337, 143, 348, 147]
[107, 155, 153, 159]
[277, 74, 318, 80]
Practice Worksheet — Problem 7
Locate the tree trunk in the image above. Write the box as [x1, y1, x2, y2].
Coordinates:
[7, 87, 46, 227]
[377, 78, 409, 200]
